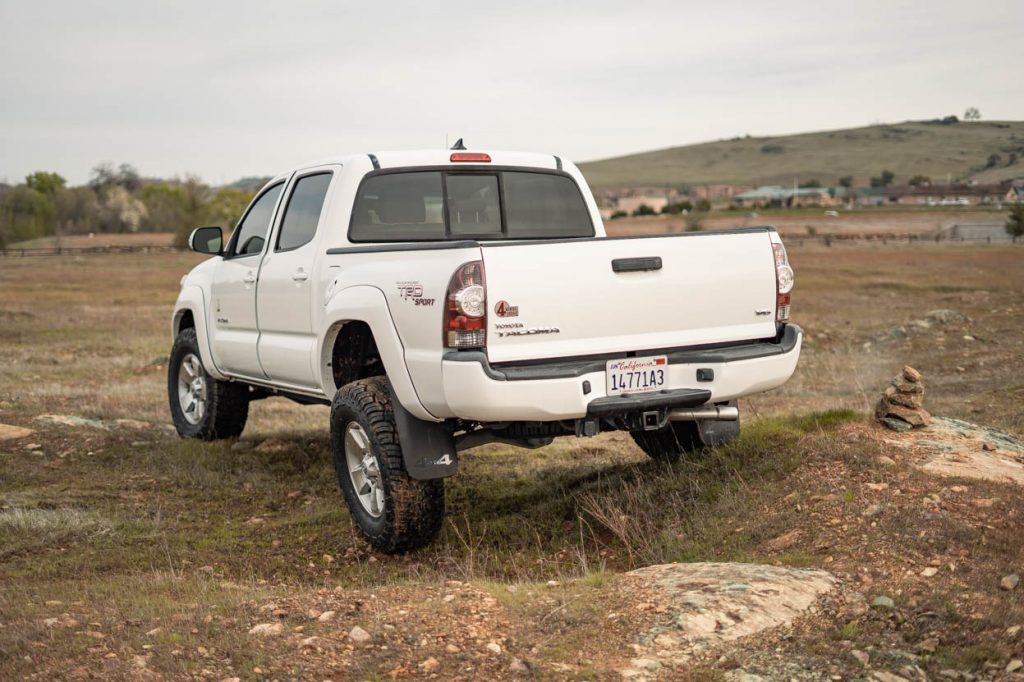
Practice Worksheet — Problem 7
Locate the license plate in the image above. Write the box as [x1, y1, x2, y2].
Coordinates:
[606, 355, 668, 396]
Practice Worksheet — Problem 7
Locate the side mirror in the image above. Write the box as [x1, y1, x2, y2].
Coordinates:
[188, 226, 223, 255]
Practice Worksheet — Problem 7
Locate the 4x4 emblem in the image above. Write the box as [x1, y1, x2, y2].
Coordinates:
[495, 300, 519, 317]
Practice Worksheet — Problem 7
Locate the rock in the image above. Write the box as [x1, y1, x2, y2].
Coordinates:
[871, 595, 896, 610]
[419, 657, 440, 672]
[903, 366, 923, 382]
[881, 418, 913, 433]
[884, 386, 924, 409]
[317, 610, 336, 622]
[920, 567, 939, 578]
[486, 642, 502, 654]
[348, 625, 372, 643]
[445, 643, 461, 653]
[871, 672, 909, 682]
[247, 623, 284, 636]
[1001, 574, 1020, 591]
[886, 404, 931, 427]
[624, 562, 835, 653]
[851, 650, 870, 666]
[0, 424, 35, 441]
[766, 529, 802, 551]
[919, 637, 939, 653]
[877, 455, 899, 467]
[630, 658, 662, 671]
[145, 627, 162, 637]
[300, 636, 319, 647]
[926, 309, 967, 325]
[974, 498, 997, 508]
[35, 414, 108, 430]
[509, 657, 529, 673]
[1008, 625, 1022, 639]
[254, 438, 288, 453]
[1007, 659, 1023, 673]
[862, 504, 883, 518]
[113, 418, 154, 430]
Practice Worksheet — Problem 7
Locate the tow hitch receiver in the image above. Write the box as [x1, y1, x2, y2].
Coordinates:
[642, 410, 662, 431]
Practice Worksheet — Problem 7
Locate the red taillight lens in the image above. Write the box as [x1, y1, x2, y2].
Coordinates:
[444, 261, 486, 348]
[772, 242, 794, 323]
[450, 153, 491, 163]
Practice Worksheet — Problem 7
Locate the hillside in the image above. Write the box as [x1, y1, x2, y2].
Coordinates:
[578, 120, 1024, 188]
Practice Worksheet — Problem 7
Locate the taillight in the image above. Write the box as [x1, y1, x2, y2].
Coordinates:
[772, 241, 794, 323]
[444, 261, 486, 348]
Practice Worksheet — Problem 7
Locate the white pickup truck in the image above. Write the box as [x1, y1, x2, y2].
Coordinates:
[170, 148, 801, 552]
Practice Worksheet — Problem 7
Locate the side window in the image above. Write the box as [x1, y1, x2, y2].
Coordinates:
[230, 183, 284, 257]
[276, 173, 332, 251]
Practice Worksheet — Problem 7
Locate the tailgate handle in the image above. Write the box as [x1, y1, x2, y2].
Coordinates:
[612, 257, 662, 273]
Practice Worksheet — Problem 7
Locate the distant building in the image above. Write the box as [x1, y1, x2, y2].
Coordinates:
[690, 184, 752, 201]
[732, 186, 841, 209]
[883, 183, 1009, 206]
[614, 195, 670, 215]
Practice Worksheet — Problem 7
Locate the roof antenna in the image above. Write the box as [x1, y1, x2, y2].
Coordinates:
[450, 138, 467, 150]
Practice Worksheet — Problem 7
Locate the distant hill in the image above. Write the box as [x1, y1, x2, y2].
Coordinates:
[578, 120, 1024, 189]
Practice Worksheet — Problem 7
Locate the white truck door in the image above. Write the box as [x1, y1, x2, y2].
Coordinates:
[209, 182, 285, 379]
[255, 168, 336, 388]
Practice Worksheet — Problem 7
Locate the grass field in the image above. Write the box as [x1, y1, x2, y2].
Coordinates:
[578, 120, 1024, 188]
[1, 240, 1023, 679]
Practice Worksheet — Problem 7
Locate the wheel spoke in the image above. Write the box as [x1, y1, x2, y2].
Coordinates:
[343, 422, 384, 519]
[349, 427, 369, 454]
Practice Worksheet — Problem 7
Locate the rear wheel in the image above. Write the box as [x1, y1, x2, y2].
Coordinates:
[330, 376, 444, 553]
[631, 402, 740, 461]
[168, 328, 249, 440]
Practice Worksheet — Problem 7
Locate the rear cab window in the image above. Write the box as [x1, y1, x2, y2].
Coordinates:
[349, 168, 593, 242]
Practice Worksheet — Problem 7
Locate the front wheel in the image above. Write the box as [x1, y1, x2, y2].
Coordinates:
[330, 376, 444, 553]
[168, 328, 249, 440]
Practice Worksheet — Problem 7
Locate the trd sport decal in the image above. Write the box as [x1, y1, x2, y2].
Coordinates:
[396, 281, 435, 307]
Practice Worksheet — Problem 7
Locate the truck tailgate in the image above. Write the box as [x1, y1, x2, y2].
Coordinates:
[480, 229, 779, 364]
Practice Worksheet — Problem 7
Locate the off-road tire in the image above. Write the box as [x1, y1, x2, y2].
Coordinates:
[631, 402, 740, 461]
[168, 328, 249, 440]
[330, 376, 445, 553]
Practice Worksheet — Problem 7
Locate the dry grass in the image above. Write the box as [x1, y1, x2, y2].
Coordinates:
[0, 237, 1023, 678]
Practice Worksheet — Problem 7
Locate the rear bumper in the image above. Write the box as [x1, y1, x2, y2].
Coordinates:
[440, 325, 803, 421]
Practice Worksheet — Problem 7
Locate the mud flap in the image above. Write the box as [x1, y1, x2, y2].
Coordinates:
[389, 385, 458, 480]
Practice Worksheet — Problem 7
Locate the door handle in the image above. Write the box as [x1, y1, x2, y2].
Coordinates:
[243, 271, 256, 284]
[291, 269, 309, 282]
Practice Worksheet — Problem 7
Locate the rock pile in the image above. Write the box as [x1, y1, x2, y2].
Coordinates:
[876, 366, 930, 432]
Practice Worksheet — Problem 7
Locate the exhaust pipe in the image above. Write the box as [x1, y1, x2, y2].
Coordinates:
[669, 405, 739, 421]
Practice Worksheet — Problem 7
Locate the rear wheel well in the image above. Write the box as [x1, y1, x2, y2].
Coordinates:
[331, 321, 385, 390]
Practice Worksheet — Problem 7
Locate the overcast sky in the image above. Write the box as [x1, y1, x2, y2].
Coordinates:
[1, 0, 1021, 185]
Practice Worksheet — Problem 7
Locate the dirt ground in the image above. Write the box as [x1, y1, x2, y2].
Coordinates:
[1, 237, 1023, 680]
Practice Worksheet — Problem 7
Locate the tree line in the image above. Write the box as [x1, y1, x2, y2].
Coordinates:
[0, 163, 260, 249]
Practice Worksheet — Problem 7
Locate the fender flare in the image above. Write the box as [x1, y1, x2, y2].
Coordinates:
[319, 285, 437, 422]
[172, 286, 227, 381]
